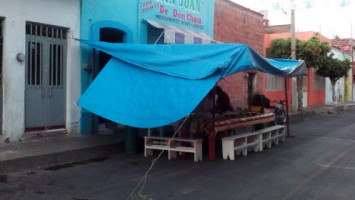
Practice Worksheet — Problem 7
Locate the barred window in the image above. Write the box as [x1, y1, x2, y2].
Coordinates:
[266, 73, 285, 91]
[26, 22, 67, 87]
[26, 22, 66, 39]
[27, 41, 43, 86]
[49, 44, 64, 86]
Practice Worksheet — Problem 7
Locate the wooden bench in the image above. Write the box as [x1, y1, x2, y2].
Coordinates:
[208, 113, 275, 160]
[222, 125, 286, 160]
[258, 125, 286, 151]
[221, 131, 261, 160]
[144, 136, 203, 162]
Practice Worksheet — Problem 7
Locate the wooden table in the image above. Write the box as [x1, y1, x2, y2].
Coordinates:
[206, 113, 275, 160]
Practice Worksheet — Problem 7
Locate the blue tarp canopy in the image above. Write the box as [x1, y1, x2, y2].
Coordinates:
[78, 40, 306, 128]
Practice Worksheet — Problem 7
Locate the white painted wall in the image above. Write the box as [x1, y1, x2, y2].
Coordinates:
[291, 77, 307, 109]
[325, 77, 344, 103]
[0, 0, 81, 142]
[325, 48, 353, 104]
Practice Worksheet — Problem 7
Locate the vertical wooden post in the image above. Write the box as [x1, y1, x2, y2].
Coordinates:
[90, 49, 96, 134]
[285, 77, 291, 137]
[210, 86, 216, 160]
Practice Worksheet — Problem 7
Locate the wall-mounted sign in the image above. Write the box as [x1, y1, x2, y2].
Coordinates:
[139, 0, 211, 33]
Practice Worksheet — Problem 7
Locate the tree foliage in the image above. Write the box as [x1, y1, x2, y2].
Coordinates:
[316, 53, 351, 102]
[315, 54, 351, 82]
[267, 35, 352, 103]
[267, 36, 350, 79]
[267, 36, 331, 69]
[266, 38, 293, 59]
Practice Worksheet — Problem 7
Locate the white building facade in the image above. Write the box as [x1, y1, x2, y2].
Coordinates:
[325, 47, 353, 103]
[0, 0, 81, 142]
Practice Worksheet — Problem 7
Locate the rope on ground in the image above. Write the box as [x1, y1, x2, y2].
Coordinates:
[127, 114, 191, 200]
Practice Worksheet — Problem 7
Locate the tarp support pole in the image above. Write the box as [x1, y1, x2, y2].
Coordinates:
[210, 86, 216, 160]
[91, 49, 96, 134]
[285, 77, 291, 137]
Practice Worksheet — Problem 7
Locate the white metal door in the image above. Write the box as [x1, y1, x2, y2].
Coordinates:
[25, 23, 67, 131]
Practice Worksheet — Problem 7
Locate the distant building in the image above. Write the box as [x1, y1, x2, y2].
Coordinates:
[330, 38, 355, 102]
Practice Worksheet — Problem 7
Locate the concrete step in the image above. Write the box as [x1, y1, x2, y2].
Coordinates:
[0, 134, 125, 174]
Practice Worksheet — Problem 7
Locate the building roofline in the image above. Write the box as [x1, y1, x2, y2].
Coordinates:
[221, 0, 264, 17]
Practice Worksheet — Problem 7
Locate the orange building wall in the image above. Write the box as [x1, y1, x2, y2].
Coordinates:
[307, 68, 325, 106]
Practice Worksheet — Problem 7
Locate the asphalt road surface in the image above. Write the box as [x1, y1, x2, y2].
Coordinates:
[1, 110, 355, 200]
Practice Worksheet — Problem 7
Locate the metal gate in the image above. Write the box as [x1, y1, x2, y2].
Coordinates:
[25, 22, 67, 131]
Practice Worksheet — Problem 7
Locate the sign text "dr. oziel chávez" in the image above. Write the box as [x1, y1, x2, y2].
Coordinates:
[159, 4, 201, 24]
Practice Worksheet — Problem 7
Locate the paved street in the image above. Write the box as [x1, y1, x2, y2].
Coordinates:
[2, 110, 355, 200]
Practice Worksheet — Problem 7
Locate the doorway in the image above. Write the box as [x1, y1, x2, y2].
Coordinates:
[25, 22, 67, 131]
[98, 28, 124, 71]
[97, 28, 124, 125]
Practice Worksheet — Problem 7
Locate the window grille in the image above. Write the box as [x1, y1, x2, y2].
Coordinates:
[26, 22, 67, 87]
[266, 73, 285, 91]
[49, 44, 63, 86]
[26, 22, 66, 39]
[27, 41, 43, 86]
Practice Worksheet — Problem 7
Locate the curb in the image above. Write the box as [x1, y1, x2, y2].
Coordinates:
[0, 140, 124, 174]
[333, 104, 355, 112]
[288, 104, 355, 122]
[0, 138, 124, 174]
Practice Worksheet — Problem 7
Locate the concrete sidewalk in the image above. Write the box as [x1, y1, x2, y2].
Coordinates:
[0, 133, 125, 173]
[288, 102, 355, 122]
[1, 102, 355, 174]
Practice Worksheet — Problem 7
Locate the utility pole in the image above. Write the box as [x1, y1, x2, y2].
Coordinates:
[291, 0, 296, 60]
[283, 0, 297, 137]
[291, 0, 303, 112]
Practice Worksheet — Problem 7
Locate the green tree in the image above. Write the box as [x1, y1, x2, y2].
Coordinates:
[267, 36, 331, 111]
[266, 38, 293, 59]
[315, 54, 351, 102]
